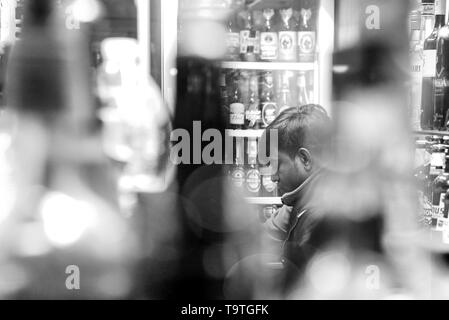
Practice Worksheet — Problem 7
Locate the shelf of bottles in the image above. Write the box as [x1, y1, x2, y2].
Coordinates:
[415, 133, 449, 243]
[410, 0, 449, 242]
[409, 0, 449, 133]
[220, 60, 316, 71]
[222, 0, 319, 215]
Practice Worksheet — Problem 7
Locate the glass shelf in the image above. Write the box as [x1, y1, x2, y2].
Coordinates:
[220, 61, 315, 71]
[226, 129, 264, 138]
[245, 197, 283, 205]
[414, 130, 449, 137]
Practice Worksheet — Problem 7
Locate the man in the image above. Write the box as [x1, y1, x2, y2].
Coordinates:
[261, 104, 331, 290]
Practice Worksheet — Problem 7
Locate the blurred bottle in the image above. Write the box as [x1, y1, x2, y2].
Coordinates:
[260, 165, 277, 197]
[226, 12, 241, 61]
[260, 71, 277, 128]
[278, 8, 297, 62]
[432, 155, 449, 229]
[220, 71, 230, 124]
[297, 7, 316, 63]
[297, 71, 310, 106]
[230, 137, 245, 189]
[96, 37, 171, 194]
[409, 10, 424, 131]
[4, 0, 137, 299]
[420, 0, 438, 129]
[435, 2, 449, 130]
[240, 11, 260, 61]
[260, 9, 278, 61]
[278, 72, 293, 114]
[229, 72, 245, 129]
[245, 137, 261, 196]
[421, 0, 436, 42]
[245, 71, 262, 129]
[429, 143, 447, 180]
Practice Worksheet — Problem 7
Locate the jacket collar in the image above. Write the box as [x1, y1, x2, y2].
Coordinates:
[281, 170, 321, 207]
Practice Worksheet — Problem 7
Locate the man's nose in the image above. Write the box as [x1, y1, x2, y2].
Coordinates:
[271, 172, 279, 183]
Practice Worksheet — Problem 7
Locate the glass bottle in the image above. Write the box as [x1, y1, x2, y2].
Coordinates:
[260, 71, 278, 128]
[260, 8, 278, 61]
[240, 11, 260, 62]
[298, 7, 316, 62]
[278, 8, 297, 62]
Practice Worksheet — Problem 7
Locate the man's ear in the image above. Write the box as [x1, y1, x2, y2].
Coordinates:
[296, 148, 313, 171]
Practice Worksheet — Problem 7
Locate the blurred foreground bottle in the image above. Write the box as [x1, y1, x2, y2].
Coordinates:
[96, 37, 173, 195]
[3, 0, 138, 299]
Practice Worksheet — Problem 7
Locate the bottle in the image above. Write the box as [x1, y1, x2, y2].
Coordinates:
[421, 0, 436, 43]
[240, 11, 260, 62]
[245, 138, 261, 196]
[435, 1, 449, 130]
[229, 73, 245, 129]
[297, 7, 316, 62]
[420, 0, 438, 129]
[278, 8, 297, 62]
[260, 165, 277, 197]
[432, 155, 449, 229]
[409, 10, 424, 131]
[97, 38, 172, 193]
[260, 9, 278, 61]
[297, 71, 310, 106]
[220, 71, 229, 126]
[278, 71, 293, 114]
[245, 71, 262, 129]
[260, 71, 278, 128]
[226, 13, 241, 61]
[230, 137, 245, 189]
[430, 143, 447, 180]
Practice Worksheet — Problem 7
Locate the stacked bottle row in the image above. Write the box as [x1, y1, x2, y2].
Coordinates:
[409, 0, 449, 131]
[415, 135, 449, 230]
[228, 136, 277, 198]
[226, 6, 317, 62]
[221, 69, 314, 130]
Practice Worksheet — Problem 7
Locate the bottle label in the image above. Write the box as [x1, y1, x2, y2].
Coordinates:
[262, 175, 276, 193]
[423, 50, 436, 77]
[278, 31, 297, 61]
[260, 32, 278, 60]
[245, 109, 262, 127]
[226, 32, 240, 58]
[422, 3, 435, 16]
[261, 102, 278, 127]
[435, 0, 445, 15]
[263, 206, 277, 218]
[231, 168, 245, 188]
[240, 30, 260, 54]
[246, 169, 261, 193]
[410, 52, 423, 130]
[230, 103, 245, 125]
[298, 31, 316, 61]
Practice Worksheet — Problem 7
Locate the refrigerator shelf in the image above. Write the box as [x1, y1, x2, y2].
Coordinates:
[220, 61, 315, 71]
[245, 197, 283, 205]
[226, 129, 264, 138]
[414, 130, 449, 137]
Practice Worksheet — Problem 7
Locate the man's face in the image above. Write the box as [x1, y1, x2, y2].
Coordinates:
[271, 150, 309, 195]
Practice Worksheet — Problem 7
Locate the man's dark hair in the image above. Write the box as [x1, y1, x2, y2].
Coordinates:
[265, 104, 332, 159]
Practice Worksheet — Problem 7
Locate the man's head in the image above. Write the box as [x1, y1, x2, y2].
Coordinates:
[262, 104, 331, 195]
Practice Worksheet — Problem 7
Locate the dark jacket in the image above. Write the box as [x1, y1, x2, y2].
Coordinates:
[269, 171, 324, 291]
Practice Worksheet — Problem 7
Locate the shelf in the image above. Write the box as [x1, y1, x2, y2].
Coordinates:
[226, 129, 264, 138]
[220, 61, 315, 71]
[245, 197, 283, 205]
[414, 130, 449, 137]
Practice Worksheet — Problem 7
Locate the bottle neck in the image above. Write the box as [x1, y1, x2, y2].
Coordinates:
[264, 19, 272, 31]
[435, 14, 446, 28]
